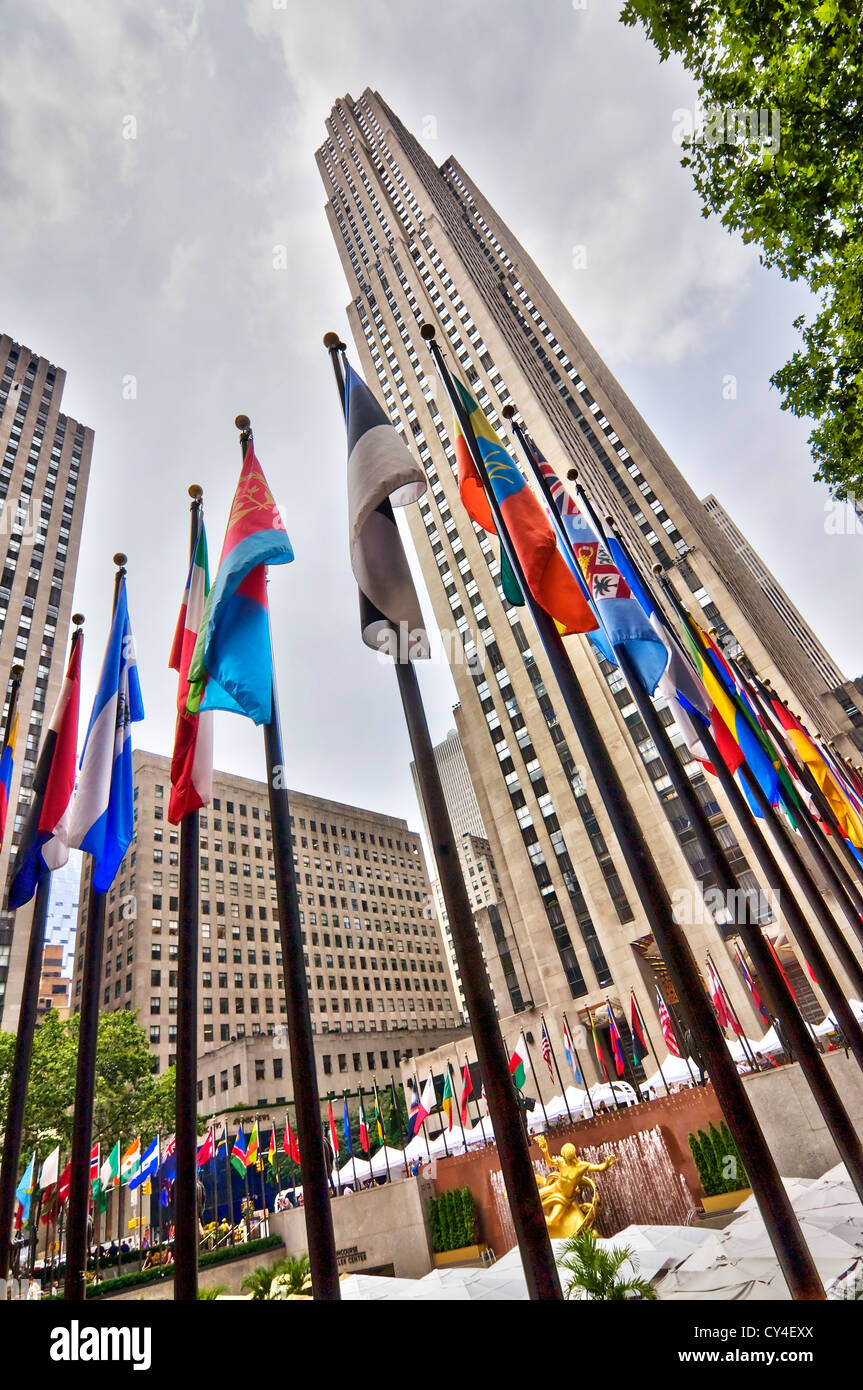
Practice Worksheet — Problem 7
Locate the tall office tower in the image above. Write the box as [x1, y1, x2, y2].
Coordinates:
[0, 335, 92, 1027]
[72, 752, 461, 1077]
[317, 91, 848, 1054]
[44, 850, 82, 977]
[410, 727, 487, 842]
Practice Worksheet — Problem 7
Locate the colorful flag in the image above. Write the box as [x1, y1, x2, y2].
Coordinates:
[460, 1060, 474, 1125]
[129, 1136, 159, 1190]
[607, 1008, 626, 1078]
[187, 442, 293, 725]
[589, 1011, 607, 1080]
[8, 634, 82, 906]
[0, 703, 18, 850]
[405, 1078, 426, 1141]
[733, 944, 771, 1026]
[630, 994, 649, 1066]
[540, 1019, 555, 1083]
[562, 1020, 583, 1085]
[767, 695, 863, 849]
[373, 1085, 385, 1147]
[168, 507, 213, 823]
[230, 1125, 248, 1176]
[766, 936, 799, 998]
[89, 1142, 101, 1196]
[120, 1137, 141, 1185]
[328, 1100, 340, 1160]
[65, 579, 144, 891]
[57, 1160, 72, 1206]
[343, 1097, 353, 1157]
[508, 1034, 530, 1090]
[215, 1125, 227, 1155]
[441, 1070, 454, 1132]
[266, 1124, 277, 1169]
[283, 1116, 300, 1166]
[705, 955, 741, 1035]
[246, 1121, 260, 1169]
[15, 1153, 36, 1229]
[196, 1129, 214, 1168]
[656, 987, 681, 1058]
[452, 379, 598, 635]
[342, 359, 429, 656]
[420, 1074, 436, 1121]
[358, 1094, 369, 1153]
[38, 1145, 60, 1191]
[100, 1140, 121, 1191]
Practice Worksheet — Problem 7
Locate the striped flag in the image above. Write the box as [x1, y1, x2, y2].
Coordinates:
[283, 1116, 300, 1166]
[120, 1137, 141, 1184]
[441, 1070, 454, 1132]
[706, 955, 741, 1035]
[0, 703, 18, 850]
[168, 508, 213, 823]
[358, 1095, 369, 1153]
[656, 987, 681, 1057]
[89, 1143, 101, 1196]
[230, 1125, 247, 1177]
[540, 1019, 555, 1083]
[562, 1019, 583, 1085]
[630, 994, 649, 1065]
[328, 1100, 340, 1160]
[590, 1010, 607, 1080]
[373, 1085, 385, 1148]
[66, 578, 144, 891]
[607, 1008, 626, 1077]
[129, 1136, 159, 1190]
[508, 1035, 529, 1090]
[342, 359, 429, 656]
[460, 1060, 474, 1125]
[266, 1124, 277, 1169]
[9, 633, 82, 906]
[733, 944, 771, 1025]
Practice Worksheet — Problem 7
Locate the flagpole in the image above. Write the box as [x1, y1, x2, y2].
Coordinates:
[707, 953, 759, 1072]
[541, 1016, 573, 1124]
[520, 1033, 549, 1131]
[390, 1077, 409, 1179]
[604, 998, 634, 1089]
[231, 417, 339, 1298]
[324, 333, 562, 1300]
[632, 992, 671, 1098]
[66, 556, 128, 1301]
[450, 1062, 469, 1150]
[0, 646, 79, 1280]
[430, 1071, 450, 1157]
[423, 326, 827, 1298]
[373, 1084, 390, 1184]
[591, 1009, 619, 1108]
[562, 1011, 596, 1116]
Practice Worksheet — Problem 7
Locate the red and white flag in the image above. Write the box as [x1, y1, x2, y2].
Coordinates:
[656, 987, 681, 1057]
[460, 1059, 474, 1126]
[328, 1100, 339, 1160]
[168, 509, 213, 823]
[540, 1019, 555, 1084]
[196, 1128, 214, 1167]
[706, 955, 741, 1035]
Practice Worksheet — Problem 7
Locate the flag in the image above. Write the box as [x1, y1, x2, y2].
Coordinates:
[342, 359, 429, 656]
[420, 1074, 436, 1122]
[452, 379, 598, 635]
[373, 1084, 385, 1147]
[562, 1020, 584, 1085]
[589, 1011, 607, 1080]
[328, 1100, 340, 1160]
[65, 579, 144, 891]
[100, 1140, 121, 1192]
[630, 994, 649, 1066]
[358, 1095, 369, 1153]
[766, 935, 799, 998]
[38, 1145, 60, 1191]
[733, 944, 771, 1026]
[540, 1019, 555, 1084]
[89, 1142, 101, 1196]
[508, 1034, 530, 1090]
[120, 1137, 141, 1185]
[57, 1160, 72, 1206]
[536, 453, 668, 692]
[460, 1060, 474, 1126]
[197, 1129, 214, 1168]
[343, 1097, 353, 1157]
[283, 1116, 300, 1166]
[129, 1136, 159, 1190]
[187, 442, 293, 725]
[656, 987, 681, 1058]
[768, 695, 863, 849]
[8, 635, 82, 906]
[230, 1125, 248, 1176]
[607, 1008, 626, 1078]
[405, 1078, 427, 1141]
[246, 1121, 260, 1169]
[441, 1070, 454, 1132]
[0, 704, 18, 850]
[705, 955, 741, 1035]
[15, 1153, 36, 1229]
[168, 507, 213, 823]
[267, 1125, 277, 1169]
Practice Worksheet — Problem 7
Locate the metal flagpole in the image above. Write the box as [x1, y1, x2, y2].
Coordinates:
[588, 1008, 618, 1108]
[423, 326, 824, 1299]
[707, 952, 760, 1072]
[562, 1011, 595, 1117]
[232, 417, 339, 1300]
[390, 1077, 410, 1179]
[451, 1062, 469, 1150]
[344, 1093, 359, 1191]
[324, 333, 562, 1300]
[541, 1016, 573, 1124]
[0, 652, 77, 1279]
[373, 1084, 390, 1184]
[520, 1033, 549, 1130]
[175, 485, 202, 1301]
[65, 558, 127, 1300]
[632, 992, 671, 1098]
[431, 1071, 450, 1157]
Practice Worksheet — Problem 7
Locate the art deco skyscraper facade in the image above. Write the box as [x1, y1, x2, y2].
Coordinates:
[0, 335, 92, 1027]
[316, 91, 852, 1061]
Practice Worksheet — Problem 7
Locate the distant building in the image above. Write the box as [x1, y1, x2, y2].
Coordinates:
[37, 942, 69, 1020]
[44, 850, 81, 978]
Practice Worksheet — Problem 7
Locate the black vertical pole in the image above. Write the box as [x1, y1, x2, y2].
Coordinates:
[66, 559, 127, 1301]
[541, 1016, 573, 1123]
[235, 412, 339, 1301]
[520, 1034, 549, 1129]
[632, 992, 671, 1098]
[324, 333, 562, 1300]
[707, 951, 760, 1071]
[424, 326, 823, 1300]
[562, 1011, 596, 1116]
[450, 1062, 469, 1150]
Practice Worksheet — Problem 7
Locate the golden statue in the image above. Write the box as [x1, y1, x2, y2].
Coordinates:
[534, 1135, 616, 1239]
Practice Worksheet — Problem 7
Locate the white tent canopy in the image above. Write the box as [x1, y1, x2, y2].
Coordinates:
[337, 1156, 372, 1185]
[638, 1055, 700, 1093]
[580, 1081, 637, 1116]
[368, 1145, 409, 1180]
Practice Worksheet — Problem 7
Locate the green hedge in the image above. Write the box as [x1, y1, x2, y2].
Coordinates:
[45, 1235, 283, 1300]
[427, 1187, 479, 1253]
[688, 1124, 749, 1197]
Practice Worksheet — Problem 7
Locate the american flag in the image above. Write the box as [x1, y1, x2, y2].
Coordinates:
[540, 1019, 555, 1083]
[734, 943, 770, 1025]
[656, 987, 681, 1057]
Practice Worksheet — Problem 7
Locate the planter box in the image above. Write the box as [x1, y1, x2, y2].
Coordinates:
[701, 1187, 752, 1214]
[433, 1244, 488, 1267]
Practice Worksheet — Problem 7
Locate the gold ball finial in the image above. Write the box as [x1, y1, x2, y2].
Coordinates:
[323, 331, 342, 349]
[72, 613, 85, 627]
[420, 323, 436, 341]
[113, 553, 127, 568]
[188, 484, 203, 501]
[235, 415, 251, 432]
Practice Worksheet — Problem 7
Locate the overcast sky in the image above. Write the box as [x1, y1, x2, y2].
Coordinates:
[1, 0, 858, 846]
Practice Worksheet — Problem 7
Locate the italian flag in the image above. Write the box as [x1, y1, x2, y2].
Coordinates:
[168, 511, 213, 823]
[508, 1035, 530, 1091]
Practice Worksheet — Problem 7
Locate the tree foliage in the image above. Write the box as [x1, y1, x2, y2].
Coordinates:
[620, 0, 863, 498]
[559, 1226, 658, 1300]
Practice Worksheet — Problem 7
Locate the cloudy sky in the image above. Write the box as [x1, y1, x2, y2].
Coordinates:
[1, 0, 858, 844]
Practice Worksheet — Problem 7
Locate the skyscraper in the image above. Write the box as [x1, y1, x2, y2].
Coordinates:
[316, 91, 844, 1059]
[0, 335, 92, 1027]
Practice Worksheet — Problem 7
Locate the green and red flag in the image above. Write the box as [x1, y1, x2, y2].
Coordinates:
[441, 1069, 454, 1132]
[169, 507, 213, 823]
[508, 1035, 530, 1091]
[590, 1011, 607, 1080]
[630, 993, 649, 1066]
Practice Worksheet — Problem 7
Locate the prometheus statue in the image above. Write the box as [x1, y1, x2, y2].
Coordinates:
[534, 1134, 616, 1239]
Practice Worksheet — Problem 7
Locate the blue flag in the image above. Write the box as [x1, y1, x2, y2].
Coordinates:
[67, 577, 144, 891]
[128, 1136, 159, 1190]
[343, 1097, 353, 1157]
